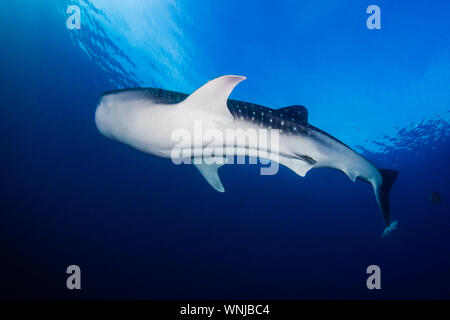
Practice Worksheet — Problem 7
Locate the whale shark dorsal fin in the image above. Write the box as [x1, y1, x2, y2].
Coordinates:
[195, 161, 226, 192]
[181, 75, 246, 123]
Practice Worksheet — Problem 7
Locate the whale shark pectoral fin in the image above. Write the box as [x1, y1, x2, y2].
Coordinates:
[281, 158, 314, 177]
[195, 161, 226, 192]
[180, 75, 246, 123]
[345, 170, 358, 182]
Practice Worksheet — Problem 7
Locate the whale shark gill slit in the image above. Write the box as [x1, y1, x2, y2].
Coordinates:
[295, 154, 317, 165]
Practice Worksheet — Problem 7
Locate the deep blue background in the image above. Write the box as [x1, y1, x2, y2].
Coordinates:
[0, 1, 449, 299]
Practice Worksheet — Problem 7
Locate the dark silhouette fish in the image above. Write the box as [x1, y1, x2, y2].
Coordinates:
[430, 191, 442, 204]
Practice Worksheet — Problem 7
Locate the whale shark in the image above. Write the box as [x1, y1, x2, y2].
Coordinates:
[95, 75, 399, 236]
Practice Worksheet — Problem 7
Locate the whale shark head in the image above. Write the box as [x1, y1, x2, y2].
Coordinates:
[95, 87, 194, 155]
[95, 96, 112, 139]
[95, 93, 133, 141]
[95, 89, 163, 141]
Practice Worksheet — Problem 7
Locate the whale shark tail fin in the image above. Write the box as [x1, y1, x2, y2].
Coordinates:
[375, 169, 399, 236]
[382, 220, 398, 238]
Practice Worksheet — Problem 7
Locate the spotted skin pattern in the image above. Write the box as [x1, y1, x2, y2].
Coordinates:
[102, 87, 347, 147]
[102, 88, 308, 133]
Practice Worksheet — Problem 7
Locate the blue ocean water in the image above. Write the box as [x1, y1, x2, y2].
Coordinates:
[0, 0, 449, 299]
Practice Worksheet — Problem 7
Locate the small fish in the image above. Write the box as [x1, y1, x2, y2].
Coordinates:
[430, 191, 442, 204]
